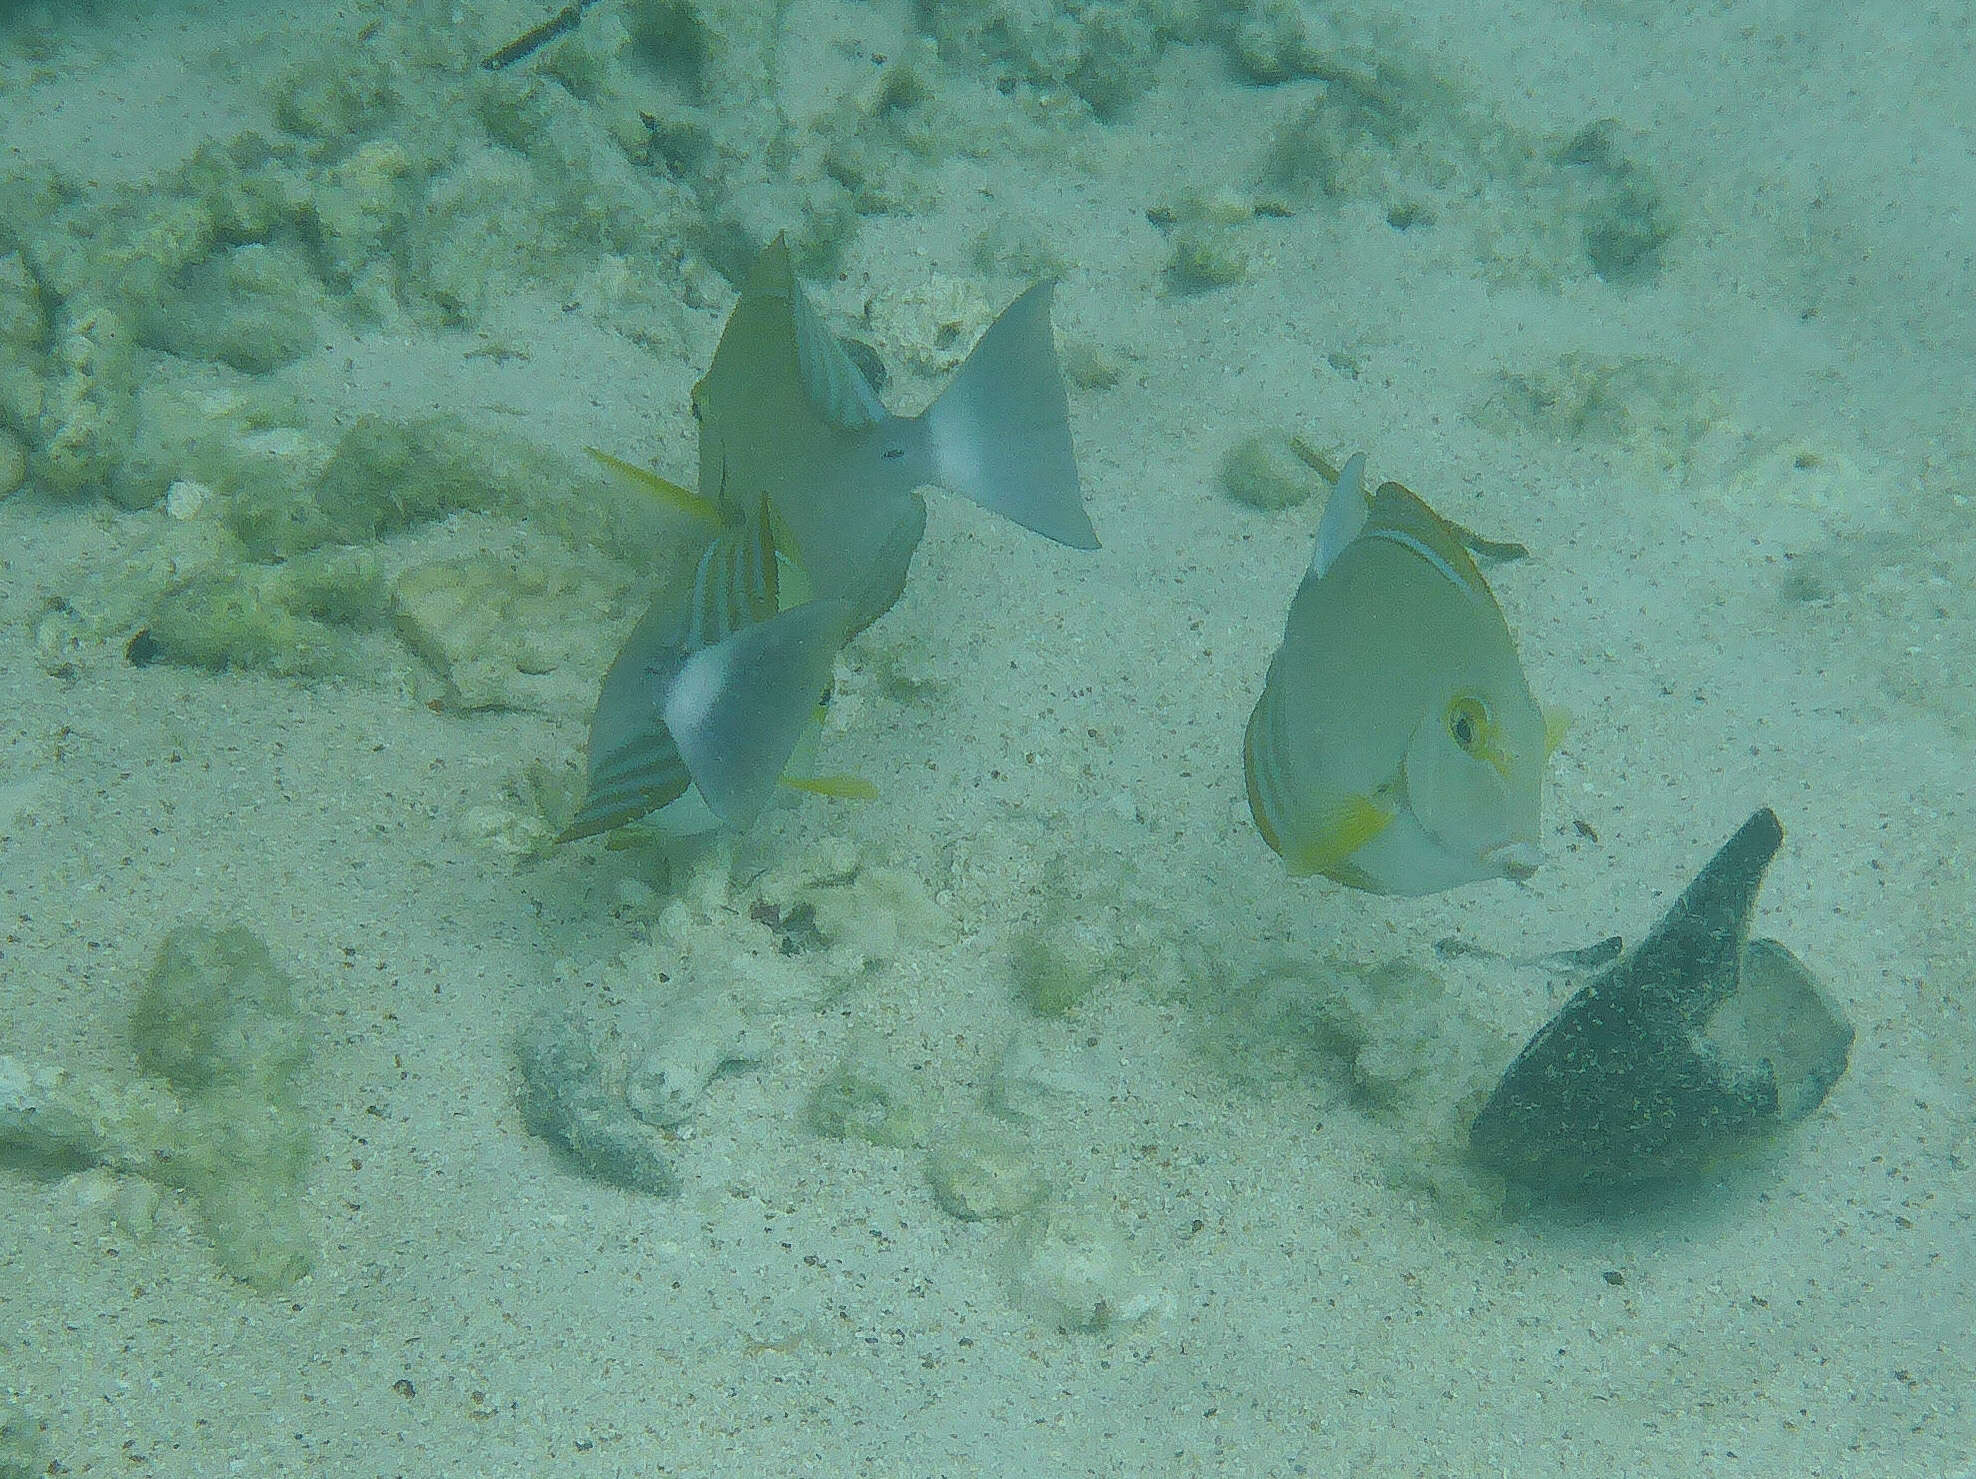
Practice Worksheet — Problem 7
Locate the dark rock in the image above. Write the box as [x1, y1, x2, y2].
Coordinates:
[1468, 808, 1852, 1202]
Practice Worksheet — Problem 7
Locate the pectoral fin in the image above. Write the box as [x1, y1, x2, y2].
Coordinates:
[1284, 791, 1396, 878]
[586, 447, 721, 525]
[781, 773, 879, 801]
[663, 598, 853, 828]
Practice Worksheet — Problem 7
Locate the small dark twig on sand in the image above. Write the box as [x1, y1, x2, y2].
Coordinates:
[482, 0, 604, 71]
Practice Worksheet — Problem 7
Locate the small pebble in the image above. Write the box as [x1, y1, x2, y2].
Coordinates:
[926, 1123, 1048, 1221]
[165, 478, 213, 519]
[1219, 430, 1326, 511]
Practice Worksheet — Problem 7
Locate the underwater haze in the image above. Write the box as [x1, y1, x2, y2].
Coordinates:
[1, 1, 1971, 1475]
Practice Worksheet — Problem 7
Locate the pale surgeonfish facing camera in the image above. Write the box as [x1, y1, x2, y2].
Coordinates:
[691, 234, 1098, 635]
[1244, 453, 1560, 895]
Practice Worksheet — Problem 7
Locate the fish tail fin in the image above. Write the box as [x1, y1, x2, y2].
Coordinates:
[663, 597, 854, 829]
[919, 282, 1098, 550]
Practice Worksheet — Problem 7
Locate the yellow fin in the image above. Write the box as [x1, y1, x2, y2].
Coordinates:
[1543, 704, 1573, 757]
[586, 447, 720, 525]
[1285, 792, 1395, 878]
[781, 773, 879, 801]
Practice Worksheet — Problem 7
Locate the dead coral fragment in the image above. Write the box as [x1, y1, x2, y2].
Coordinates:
[1, 924, 317, 1291]
[516, 1009, 681, 1197]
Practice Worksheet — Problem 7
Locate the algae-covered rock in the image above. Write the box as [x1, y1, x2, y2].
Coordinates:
[1011, 912, 1119, 1019]
[36, 302, 135, 498]
[919, 0, 1204, 118]
[1218, 429, 1325, 511]
[135, 240, 326, 374]
[1230, 0, 1342, 84]
[0, 252, 47, 460]
[131, 924, 307, 1095]
[1555, 119, 1674, 285]
[517, 1008, 681, 1197]
[2, 924, 316, 1290]
[129, 923, 315, 1289]
[142, 565, 356, 678]
[0, 1401, 47, 1479]
[926, 1121, 1048, 1220]
[226, 414, 498, 559]
[1163, 224, 1249, 294]
[312, 138, 418, 284]
[1003, 1200, 1165, 1331]
[805, 1038, 929, 1148]
[1468, 351, 1719, 472]
[1200, 954, 1480, 1110]
[391, 546, 609, 714]
[1006, 827, 1197, 1017]
[0, 250, 48, 351]
[132, 535, 384, 679]
[0, 427, 25, 497]
[270, 49, 403, 143]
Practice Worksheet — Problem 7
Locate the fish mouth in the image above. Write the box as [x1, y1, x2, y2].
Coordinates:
[1485, 841, 1543, 882]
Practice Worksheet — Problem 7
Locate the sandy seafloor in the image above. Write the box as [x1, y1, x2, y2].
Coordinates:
[0, 1, 1972, 1475]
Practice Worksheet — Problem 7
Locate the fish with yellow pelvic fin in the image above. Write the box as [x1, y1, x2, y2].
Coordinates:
[1244, 453, 1561, 895]
[557, 479, 866, 843]
[692, 235, 1097, 635]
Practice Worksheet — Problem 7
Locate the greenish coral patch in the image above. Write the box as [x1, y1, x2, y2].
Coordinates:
[391, 544, 612, 714]
[1468, 351, 1720, 471]
[1218, 429, 1326, 511]
[805, 1039, 929, 1149]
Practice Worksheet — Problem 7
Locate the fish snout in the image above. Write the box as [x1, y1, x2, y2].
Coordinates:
[1485, 841, 1543, 882]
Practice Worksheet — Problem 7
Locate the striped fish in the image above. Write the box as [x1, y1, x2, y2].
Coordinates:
[558, 492, 858, 842]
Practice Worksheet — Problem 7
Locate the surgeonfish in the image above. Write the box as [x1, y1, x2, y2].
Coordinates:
[691, 234, 1097, 634]
[558, 234, 1096, 844]
[557, 485, 857, 842]
[1244, 453, 1556, 895]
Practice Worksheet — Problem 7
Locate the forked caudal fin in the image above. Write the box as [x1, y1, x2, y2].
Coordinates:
[919, 282, 1098, 550]
[663, 596, 855, 829]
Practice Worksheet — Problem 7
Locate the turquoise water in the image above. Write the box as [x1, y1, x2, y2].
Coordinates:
[0, 2, 1968, 1474]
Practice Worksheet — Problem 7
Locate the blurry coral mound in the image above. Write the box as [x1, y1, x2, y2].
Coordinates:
[1, 923, 316, 1289]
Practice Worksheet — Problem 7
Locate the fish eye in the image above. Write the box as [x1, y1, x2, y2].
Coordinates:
[1447, 695, 1491, 754]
